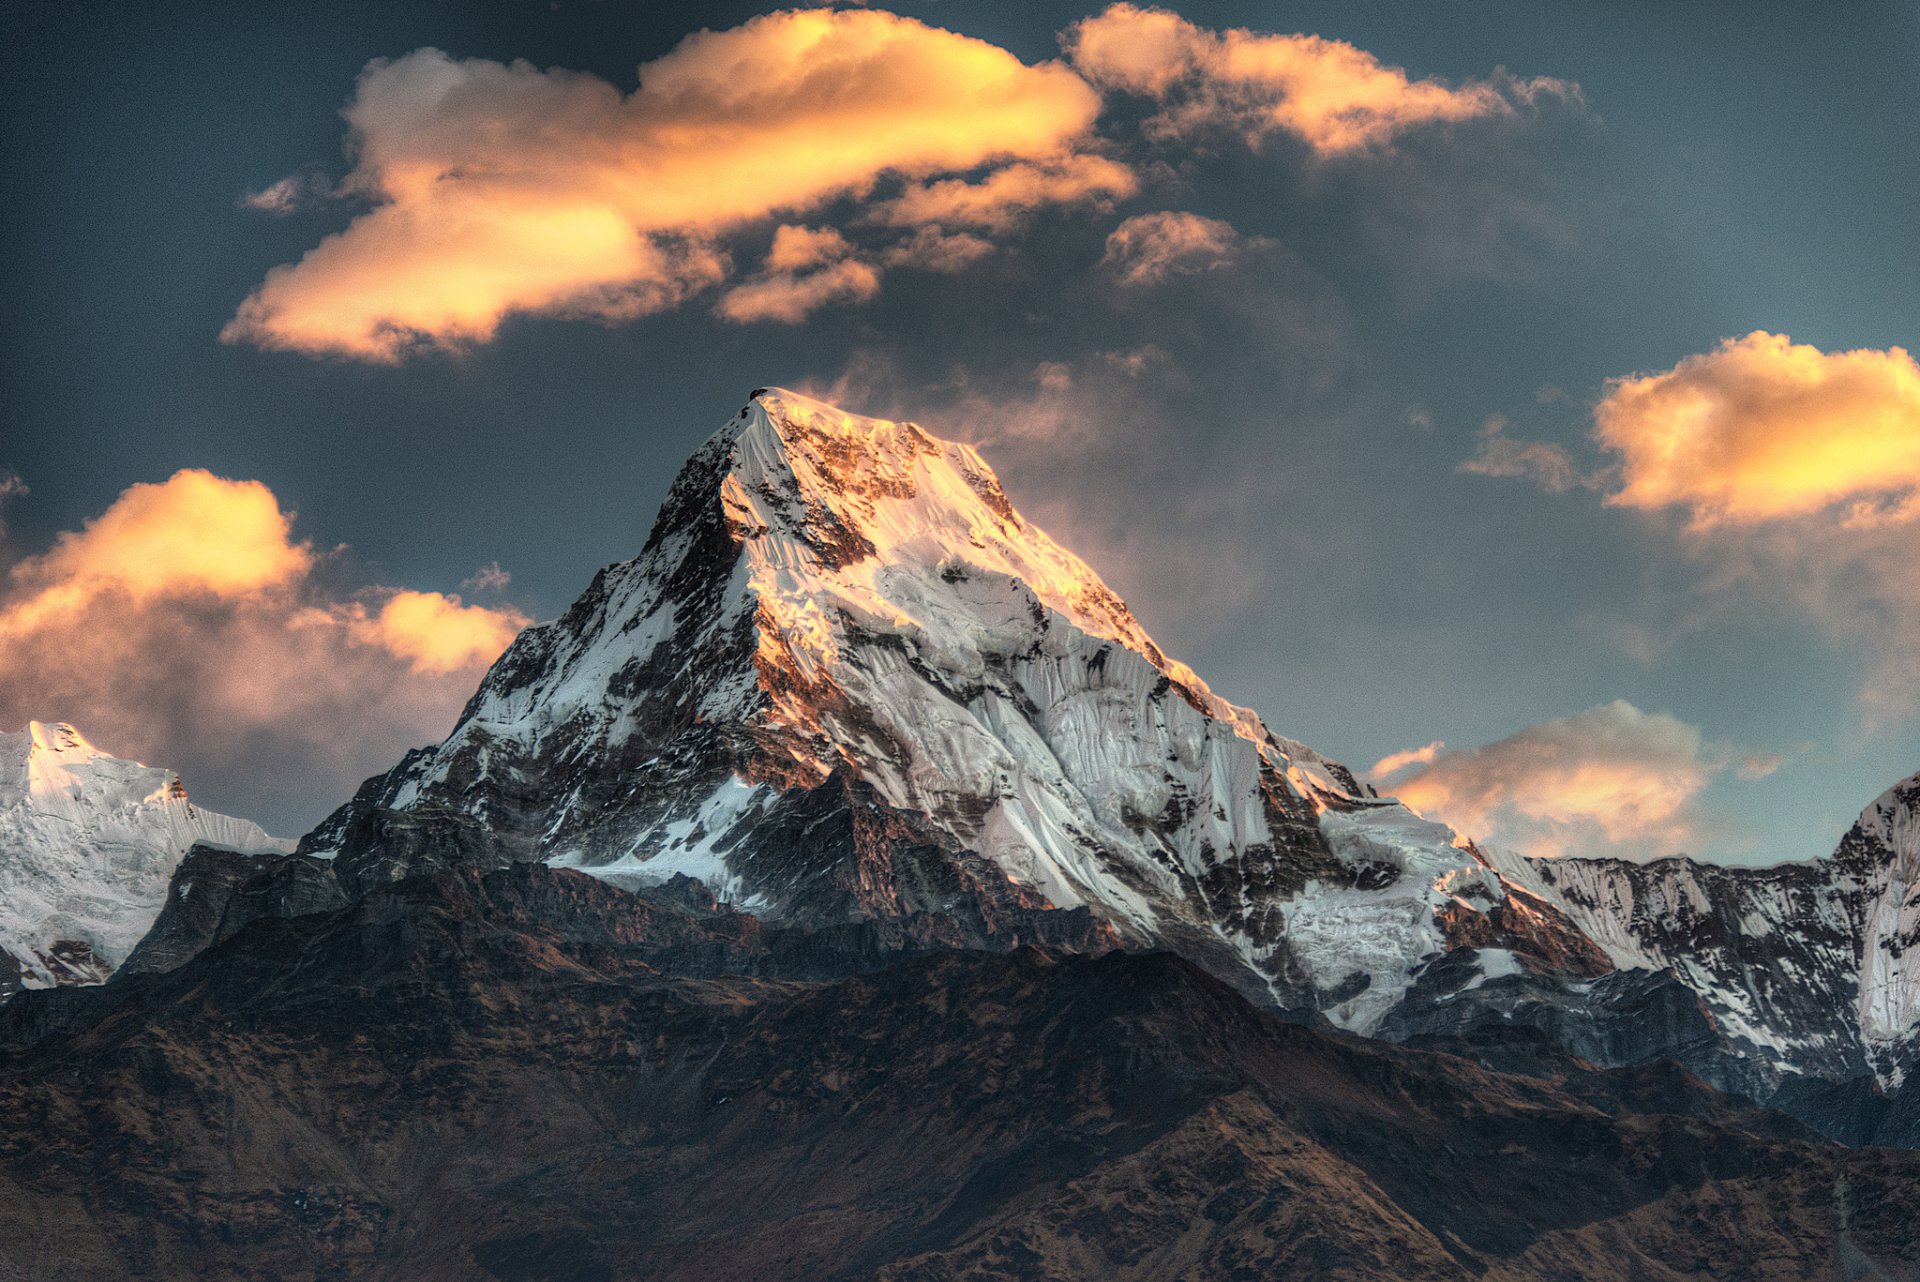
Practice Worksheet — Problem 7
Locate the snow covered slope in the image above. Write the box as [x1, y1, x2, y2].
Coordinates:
[309, 388, 1604, 1024]
[1527, 773, 1920, 1089]
[0, 722, 293, 991]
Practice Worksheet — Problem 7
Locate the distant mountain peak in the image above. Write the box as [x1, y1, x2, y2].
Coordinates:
[0, 722, 293, 992]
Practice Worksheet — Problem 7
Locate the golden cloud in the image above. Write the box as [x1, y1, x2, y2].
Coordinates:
[1065, 3, 1568, 156]
[0, 472, 528, 826]
[1596, 331, 1920, 527]
[1386, 701, 1730, 860]
[226, 9, 1112, 360]
[869, 154, 1136, 232]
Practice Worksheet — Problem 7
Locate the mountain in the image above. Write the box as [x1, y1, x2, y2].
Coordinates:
[3, 861, 1915, 1281]
[1505, 774, 1920, 1137]
[302, 387, 1610, 1032]
[0, 721, 293, 992]
[286, 388, 1918, 1119]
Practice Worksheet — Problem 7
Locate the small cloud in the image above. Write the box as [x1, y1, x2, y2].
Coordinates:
[1368, 740, 1443, 781]
[1098, 344, 1172, 378]
[880, 227, 996, 273]
[1404, 407, 1433, 432]
[1731, 749, 1798, 781]
[763, 225, 854, 274]
[1101, 210, 1249, 286]
[343, 589, 527, 674]
[1064, 2, 1574, 157]
[1457, 415, 1598, 493]
[717, 258, 881, 325]
[1387, 700, 1738, 860]
[0, 473, 25, 534]
[1595, 331, 1920, 527]
[239, 173, 331, 215]
[462, 561, 511, 593]
[868, 154, 1136, 232]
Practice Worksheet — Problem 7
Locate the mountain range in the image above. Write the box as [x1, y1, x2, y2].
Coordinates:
[3, 387, 1918, 1278]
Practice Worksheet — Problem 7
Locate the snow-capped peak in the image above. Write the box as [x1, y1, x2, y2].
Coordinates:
[716, 388, 1283, 757]
[0, 722, 293, 991]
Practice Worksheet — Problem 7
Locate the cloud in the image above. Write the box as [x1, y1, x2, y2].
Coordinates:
[1385, 700, 1739, 860]
[867, 154, 1135, 232]
[1100, 210, 1247, 285]
[239, 172, 331, 215]
[462, 561, 512, 593]
[880, 227, 996, 273]
[0, 474, 26, 535]
[715, 224, 881, 324]
[0, 471, 528, 829]
[1457, 415, 1598, 493]
[1367, 739, 1443, 781]
[1595, 331, 1920, 527]
[344, 589, 527, 673]
[225, 10, 1113, 360]
[1065, 3, 1572, 156]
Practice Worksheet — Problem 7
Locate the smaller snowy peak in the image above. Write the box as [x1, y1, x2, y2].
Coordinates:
[0, 722, 293, 992]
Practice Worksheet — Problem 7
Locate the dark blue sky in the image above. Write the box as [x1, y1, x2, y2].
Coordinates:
[3, 0, 1916, 860]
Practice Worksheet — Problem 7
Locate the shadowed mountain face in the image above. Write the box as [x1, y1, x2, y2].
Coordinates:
[2, 862, 1916, 1282]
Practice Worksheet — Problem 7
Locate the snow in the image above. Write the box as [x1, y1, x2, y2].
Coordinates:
[0, 722, 293, 988]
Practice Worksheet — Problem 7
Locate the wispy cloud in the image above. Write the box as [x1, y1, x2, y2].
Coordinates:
[1100, 210, 1250, 286]
[1065, 2, 1574, 156]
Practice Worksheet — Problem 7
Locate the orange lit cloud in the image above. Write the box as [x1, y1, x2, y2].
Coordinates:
[0, 472, 528, 827]
[869, 154, 1135, 232]
[1100, 210, 1248, 285]
[1386, 701, 1736, 860]
[1596, 331, 1920, 527]
[716, 225, 882, 324]
[226, 10, 1112, 360]
[1367, 739, 1443, 781]
[344, 589, 528, 674]
[1065, 3, 1570, 156]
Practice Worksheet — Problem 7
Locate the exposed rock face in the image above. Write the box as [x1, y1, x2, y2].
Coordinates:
[0, 721, 292, 992]
[1515, 773, 1920, 1105]
[304, 388, 1607, 1031]
[121, 846, 346, 977]
[2, 862, 1915, 1282]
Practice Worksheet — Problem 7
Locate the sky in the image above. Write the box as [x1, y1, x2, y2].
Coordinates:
[3, 0, 1917, 865]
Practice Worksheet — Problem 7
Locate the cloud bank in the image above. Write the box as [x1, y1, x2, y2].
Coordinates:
[226, 5, 1578, 360]
[0, 471, 527, 829]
